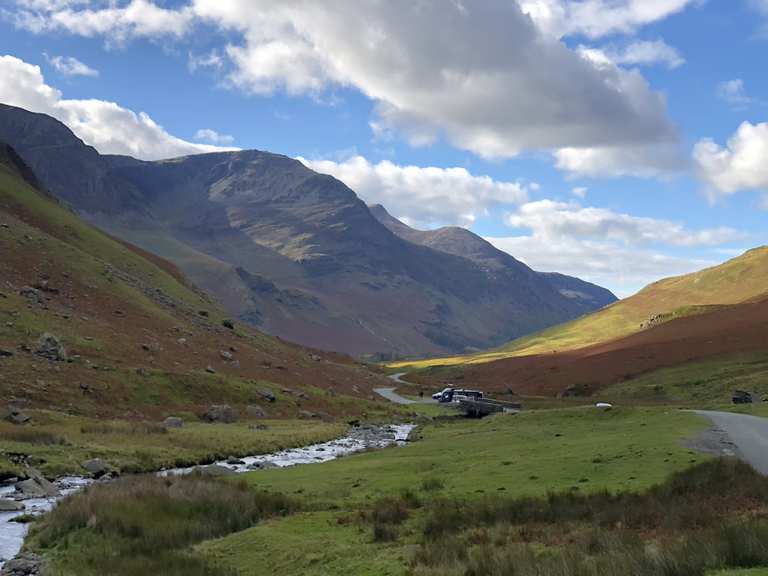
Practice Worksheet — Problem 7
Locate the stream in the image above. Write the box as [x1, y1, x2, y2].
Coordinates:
[0, 423, 414, 568]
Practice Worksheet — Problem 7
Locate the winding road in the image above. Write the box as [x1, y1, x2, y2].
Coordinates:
[694, 410, 768, 474]
[374, 372, 437, 405]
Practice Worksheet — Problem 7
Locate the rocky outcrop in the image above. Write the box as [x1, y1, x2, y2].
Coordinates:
[0, 553, 43, 576]
[34, 333, 66, 362]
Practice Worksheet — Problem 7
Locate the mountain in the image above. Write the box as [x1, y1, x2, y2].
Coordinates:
[369, 204, 616, 315]
[0, 141, 390, 420]
[0, 103, 614, 359]
[399, 247, 768, 396]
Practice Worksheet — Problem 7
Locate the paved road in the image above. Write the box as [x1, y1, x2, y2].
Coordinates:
[695, 410, 768, 474]
[374, 373, 437, 405]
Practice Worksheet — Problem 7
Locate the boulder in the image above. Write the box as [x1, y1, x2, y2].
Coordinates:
[163, 416, 184, 428]
[202, 404, 237, 424]
[0, 499, 24, 512]
[81, 458, 109, 478]
[195, 464, 236, 477]
[34, 333, 67, 361]
[248, 461, 278, 470]
[205, 366, 217, 374]
[226, 457, 245, 465]
[0, 553, 43, 576]
[220, 350, 234, 361]
[256, 388, 276, 403]
[15, 470, 58, 498]
[19, 286, 44, 306]
[246, 405, 267, 419]
[222, 319, 235, 330]
[0, 349, 13, 358]
[3, 408, 30, 425]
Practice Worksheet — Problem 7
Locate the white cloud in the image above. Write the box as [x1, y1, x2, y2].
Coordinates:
[693, 121, 768, 197]
[504, 199, 744, 247]
[716, 79, 754, 108]
[485, 235, 712, 297]
[299, 155, 530, 228]
[0, 54, 236, 160]
[520, 0, 697, 39]
[194, 128, 234, 145]
[9, 0, 678, 165]
[488, 196, 741, 296]
[44, 53, 98, 77]
[579, 40, 685, 70]
[188, 50, 224, 72]
[571, 187, 588, 198]
[11, 0, 194, 43]
[554, 142, 687, 178]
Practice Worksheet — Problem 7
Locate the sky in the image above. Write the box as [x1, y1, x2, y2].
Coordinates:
[0, 1, 767, 297]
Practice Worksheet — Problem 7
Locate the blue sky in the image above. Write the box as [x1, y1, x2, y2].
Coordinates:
[1, 0, 767, 297]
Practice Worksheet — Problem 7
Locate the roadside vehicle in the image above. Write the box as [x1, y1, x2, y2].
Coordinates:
[432, 388, 484, 403]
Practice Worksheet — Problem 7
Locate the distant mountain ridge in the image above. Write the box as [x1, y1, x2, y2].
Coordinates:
[0, 103, 616, 358]
[369, 203, 616, 315]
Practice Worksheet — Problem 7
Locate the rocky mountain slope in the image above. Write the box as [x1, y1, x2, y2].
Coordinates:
[0, 103, 614, 359]
[0, 141, 391, 421]
[369, 204, 616, 316]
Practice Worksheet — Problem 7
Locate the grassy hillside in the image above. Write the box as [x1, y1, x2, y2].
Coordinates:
[392, 247, 768, 370]
[0, 144, 399, 478]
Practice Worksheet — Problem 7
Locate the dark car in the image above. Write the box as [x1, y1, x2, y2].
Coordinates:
[732, 390, 754, 404]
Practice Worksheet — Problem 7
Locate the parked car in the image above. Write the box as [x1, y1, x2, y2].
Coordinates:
[732, 390, 754, 404]
[432, 388, 484, 403]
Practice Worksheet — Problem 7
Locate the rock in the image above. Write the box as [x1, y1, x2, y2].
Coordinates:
[0, 499, 24, 512]
[309, 354, 321, 362]
[1, 553, 43, 576]
[205, 366, 217, 374]
[0, 349, 13, 358]
[220, 350, 234, 361]
[3, 407, 30, 425]
[222, 319, 235, 330]
[34, 333, 67, 362]
[202, 404, 237, 423]
[256, 388, 276, 403]
[226, 457, 245, 465]
[248, 461, 278, 470]
[81, 458, 110, 478]
[136, 368, 150, 377]
[246, 405, 267, 419]
[195, 464, 236, 477]
[163, 416, 184, 428]
[19, 286, 44, 306]
[32, 279, 58, 294]
[249, 424, 269, 431]
[15, 470, 58, 498]
[198, 310, 209, 317]
[299, 410, 319, 419]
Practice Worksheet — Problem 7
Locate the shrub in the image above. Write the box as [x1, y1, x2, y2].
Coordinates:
[30, 474, 295, 575]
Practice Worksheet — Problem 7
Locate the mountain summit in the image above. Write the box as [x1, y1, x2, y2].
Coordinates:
[0, 103, 616, 358]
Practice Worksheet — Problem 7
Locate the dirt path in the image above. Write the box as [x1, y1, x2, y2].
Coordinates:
[692, 410, 768, 474]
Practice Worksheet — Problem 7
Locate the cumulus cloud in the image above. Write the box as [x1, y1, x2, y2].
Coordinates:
[485, 235, 713, 297]
[554, 142, 687, 178]
[43, 53, 98, 77]
[299, 155, 530, 228]
[579, 40, 685, 70]
[693, 121, 768, 197]
[194, 128, 234, 145]
[504, 200, 743, 247]
[11, 0, 194, 43]
[0, 54, 236, 160]
[488, 197, 742, 295]
[9, 0, 678, 166]
[520, 0, 696, 39]
[716, 79, 754, 108]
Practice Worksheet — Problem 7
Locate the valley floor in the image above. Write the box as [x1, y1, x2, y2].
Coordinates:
[19, 404, 768, 575]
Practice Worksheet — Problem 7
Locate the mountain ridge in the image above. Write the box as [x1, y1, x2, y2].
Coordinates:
[0, 103, 615, 358]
